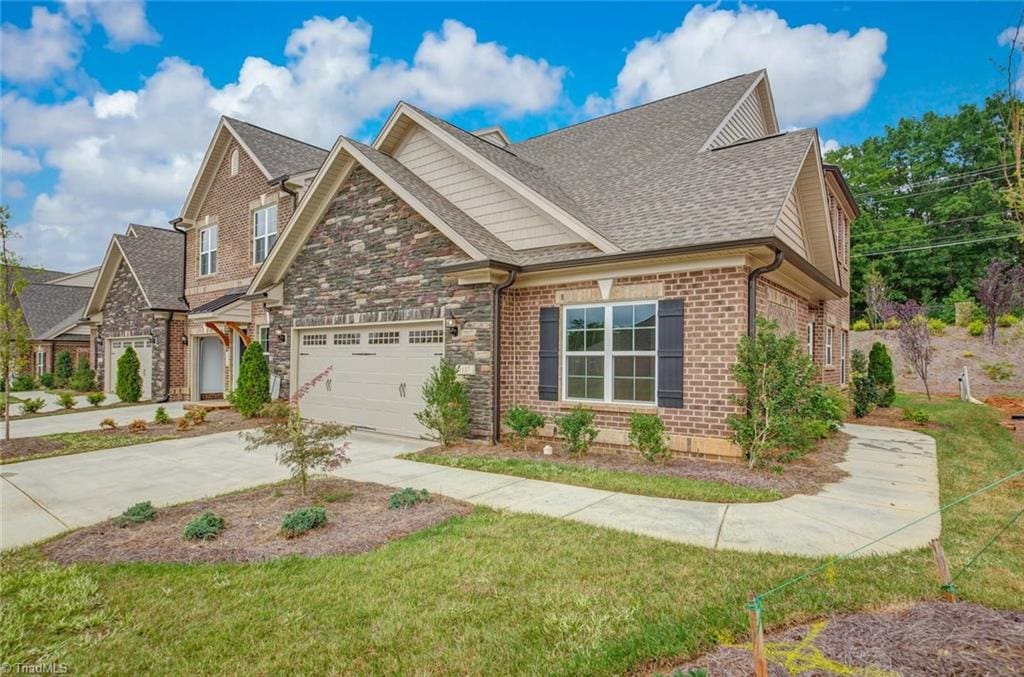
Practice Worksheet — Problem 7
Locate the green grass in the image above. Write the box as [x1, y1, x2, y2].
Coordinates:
[1, 432, 178, 465]
[400, 451, 781, 503]
[2, 395, 1022, 674]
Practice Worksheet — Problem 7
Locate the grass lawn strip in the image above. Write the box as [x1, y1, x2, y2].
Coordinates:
[1, 395, 1022, 674]
[6, 399, 148, 421]
[401, 451, 782, 503]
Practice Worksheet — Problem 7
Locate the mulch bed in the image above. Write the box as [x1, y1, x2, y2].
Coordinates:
[420, 433, 850, 497]
[43, 478, 472, 565]
[657, 601, 1024, 676]
[0, 409, 266, 464]
[846, 403, 944, 432]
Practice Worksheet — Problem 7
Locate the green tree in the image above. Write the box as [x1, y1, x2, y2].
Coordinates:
[116, 345, 142, 403]
[0, 205, 31, 441]
[234, 340, 270, 418]
[54, 349, 73, 386]
[867, 342, 895, 407]
[849, 349, 876, 418]
[415, 359, 470, 446]
[69, 355, 95, 391]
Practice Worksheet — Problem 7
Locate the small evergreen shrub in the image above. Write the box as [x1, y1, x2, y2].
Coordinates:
[184, 408, 208, 425]
[19, 397, 45, 415]
[388, 487, 431, 509]
[56, 392, 76, 409]
[86, 392, 106, 407]
[502, 406, 545, 450]
[69, 356, 96, 392]
[997, 313, 1019, 328]
[153, 406, 171, 424]
[115, 346, 143, 403]
[415, 359, 470, 446]
[628, 412, 669, 462]
[54, 350, 73, 386]
[851, 319, 870, 331]
[183, 511, 225, 540]
[11, 374, 36, 391]
[967, 319, 986, 337]
[114, 501, 156, 527]
[927, 318, 946, 336]
[234, 341, 271, 418]
[981, 362, 1014, 381]
[127, 419, 148, 433]
[901, 408, 930, 424]
[867, 342, 895, 407]
[883, 317, 901, 330]
[99, 417, 117, 430]
[39, 372, 55, 388]
[280, 506, 327, 538]
[850, 349, 876, 418]
[555, 405, 598, 456]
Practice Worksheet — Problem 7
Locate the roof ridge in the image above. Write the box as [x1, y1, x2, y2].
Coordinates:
[224, 116, 330, 153]
[515, 70, 763, 145]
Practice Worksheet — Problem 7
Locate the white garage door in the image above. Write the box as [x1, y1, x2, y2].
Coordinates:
[295, 321, 444, 438]
[108, 337, 152, 400]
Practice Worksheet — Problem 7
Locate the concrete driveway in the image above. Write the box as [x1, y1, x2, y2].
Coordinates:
[5, 401, 188, 438]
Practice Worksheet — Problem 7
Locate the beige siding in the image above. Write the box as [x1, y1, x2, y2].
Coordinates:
[707, 92, 768, 149]
[776, 187, 808, 257]
[394, 126, 584, 250]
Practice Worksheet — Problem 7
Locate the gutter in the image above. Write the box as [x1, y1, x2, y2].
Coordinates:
[747, 248, 785, 337]
[269, 174, 299, 211]
[490, 269, 517, 444]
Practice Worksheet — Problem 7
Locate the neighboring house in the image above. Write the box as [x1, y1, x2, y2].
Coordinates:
[17, 267, 97, 378]
[85, 225, 188, 401]
[171, 117, 328, 401]
[243, 70, 855, 457]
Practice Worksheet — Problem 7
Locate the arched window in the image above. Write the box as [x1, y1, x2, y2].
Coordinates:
[230, 149, 239, 176]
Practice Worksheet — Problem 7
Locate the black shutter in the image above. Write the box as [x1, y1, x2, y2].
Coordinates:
[657, 298, 684, 408]
[538, 307, 559, 401]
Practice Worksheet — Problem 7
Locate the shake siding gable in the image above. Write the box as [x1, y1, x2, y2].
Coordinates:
[707, 91, 769, 149]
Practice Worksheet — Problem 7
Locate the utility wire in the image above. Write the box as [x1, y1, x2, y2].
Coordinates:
[861, 176, 1003, 204]
[852, 164, 1009, 199]
[852, 232, 1021, 258]
[855, 223, 1019, 247]
[853, 212, 1008, 239]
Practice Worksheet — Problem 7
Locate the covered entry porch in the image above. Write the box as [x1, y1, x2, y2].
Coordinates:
[187, 290, 254, 402]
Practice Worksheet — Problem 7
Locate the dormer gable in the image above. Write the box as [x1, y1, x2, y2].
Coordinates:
[473, 126, 511, 148]
[702, 70, 780, 151]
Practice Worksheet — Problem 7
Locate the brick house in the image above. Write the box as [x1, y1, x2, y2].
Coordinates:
[18, 267, 96, 379]
[245, 70, 857, 459]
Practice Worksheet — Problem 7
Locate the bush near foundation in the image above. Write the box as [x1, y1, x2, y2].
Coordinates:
[868, 343, 895, 407]
[234, 341, 270, 418]
[115, 346, 142, 403]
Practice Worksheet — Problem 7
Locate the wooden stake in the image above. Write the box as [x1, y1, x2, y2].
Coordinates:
[748, 592, 768, 677]
[930, 538, 956, 602]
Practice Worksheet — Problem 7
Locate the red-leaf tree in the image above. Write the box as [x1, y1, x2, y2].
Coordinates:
[884, 300, 934, 399]
[975, 259, 1024, 344]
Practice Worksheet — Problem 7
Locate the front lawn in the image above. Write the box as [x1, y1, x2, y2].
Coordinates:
[2, 395, 1022, 674]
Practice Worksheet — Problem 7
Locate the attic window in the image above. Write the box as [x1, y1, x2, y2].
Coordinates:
[230, 149, 239, 176]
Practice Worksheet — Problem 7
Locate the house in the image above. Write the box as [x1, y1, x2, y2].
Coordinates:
[18, 267, 97, 378]
[240, 70, 856, 458]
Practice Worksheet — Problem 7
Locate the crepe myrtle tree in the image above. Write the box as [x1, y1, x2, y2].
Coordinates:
[884, 300, 934, 400]
[975, 259, 1024, 344]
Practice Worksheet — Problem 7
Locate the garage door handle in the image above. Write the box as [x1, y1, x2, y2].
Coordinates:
[399, 382, 406, 397]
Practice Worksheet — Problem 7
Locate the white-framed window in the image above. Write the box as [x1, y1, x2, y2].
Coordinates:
[253, 204, 278, 264]
[35, 350, 46, 376]
[257, 326, 271, 356]
[825, 325, 834, 366]
[408, 329, 443, 344]
[369, 331, 400, 345]
[230, 149, 239, 176]
[334, 332, 360, 345]
[564, 302, 657, 404]
[199, 225, 217, 276]
[840, 330, 848, 385]
[806, 322, 814, 357]
[302, 333, 327, 346]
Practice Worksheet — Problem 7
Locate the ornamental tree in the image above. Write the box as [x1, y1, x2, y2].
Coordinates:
[975, 259, 1024, 344]
[884, 300, 934, 399]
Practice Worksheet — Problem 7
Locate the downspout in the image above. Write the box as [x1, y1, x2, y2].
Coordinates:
[156, 315, 172, 403]
[747, 248, 784, 337]
[270, 175, 299, 211]
[491, 270, 518, 444]
[170, 218, 188, 403]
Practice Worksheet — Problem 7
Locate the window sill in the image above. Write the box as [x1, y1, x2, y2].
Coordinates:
[558, 400, 658, 414]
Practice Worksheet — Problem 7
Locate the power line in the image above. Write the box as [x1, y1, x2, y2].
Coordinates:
[853, 212, 1008, 239]
[852, 164, 1009, 199]
[852, 232, 1021, 258]
[861, 175, 1003, 204]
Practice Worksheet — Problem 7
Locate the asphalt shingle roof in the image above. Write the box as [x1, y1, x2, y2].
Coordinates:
[18, 283, 91, 338]
[115, 225, 188, 311]
[17, 266, 68, 285]
[226, 118, 329, 179]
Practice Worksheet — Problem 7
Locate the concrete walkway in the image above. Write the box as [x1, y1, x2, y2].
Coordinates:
[1, 423, 940, 556]
[5, 401, 188, 438]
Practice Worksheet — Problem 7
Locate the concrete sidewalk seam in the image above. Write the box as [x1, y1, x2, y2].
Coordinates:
[2, 476, 69, 528]
[713, 504, 729, 550]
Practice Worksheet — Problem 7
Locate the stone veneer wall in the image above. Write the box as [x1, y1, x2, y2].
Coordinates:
[266, 166, 496, 438]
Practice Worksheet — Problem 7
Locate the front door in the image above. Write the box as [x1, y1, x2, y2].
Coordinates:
[199, 336, 225, 395]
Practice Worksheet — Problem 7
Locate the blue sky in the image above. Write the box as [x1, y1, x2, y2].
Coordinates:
[1, 1, 1018, 270]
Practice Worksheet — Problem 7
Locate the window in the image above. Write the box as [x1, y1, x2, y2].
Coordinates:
[199, 225, 217, 276]
[334, 332, 360, 345]
[564, 302, 656, 404]
[258, 326, 271, 355]
[369, 331, 400, 345]
[35, 350, 46, 376]
[302, 333, 327, 346]
[825, 326, 834, 366]
[840, 330, 848, 385]
[230, 149, 239, 176]
[806, 322, 814, 357]
[253, 204, 278, 264]
[408, 329, 443, 344]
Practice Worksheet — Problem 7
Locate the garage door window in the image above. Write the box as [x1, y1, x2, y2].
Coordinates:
[334, 332, 360, 345]
[369, 331, 400, 345]
[302, 333, 327, 346]
[408, 329, 443, 344]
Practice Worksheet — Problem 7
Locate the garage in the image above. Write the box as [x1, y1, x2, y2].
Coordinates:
[107, 337, 153, 400]
[294, 321, 444, 438]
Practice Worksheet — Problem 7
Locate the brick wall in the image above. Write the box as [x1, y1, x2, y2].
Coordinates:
[27, 340, 88, 377]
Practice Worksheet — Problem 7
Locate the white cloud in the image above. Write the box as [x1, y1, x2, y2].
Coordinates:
[4, 180, 27, 199]
[3, 16, 566, 269]
[821, 138, 841, 155]
[0, 7, 83, 83]
[998, 26, 1022, 48]
[63, 0, 161, 49]
[597, 4, 887, 127]
[2, 146, 42, 174]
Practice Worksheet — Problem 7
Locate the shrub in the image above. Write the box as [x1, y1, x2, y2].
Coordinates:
[927, 318, 947, 336]
[54, 350, 73, 386]
[176, 417, 190, 431]
[56, 392, 76, 409]
[234, 341, 271, 418]
[69, 356, 96, 392]
[851, 319, 870, 331]
[19, 397, 45, 415]
[127, 419, 147, 433]
[258, 400, 291, 420]
[963, 351, 974, 358]
[967, 319, 986, 337]
[39, 372, 55, 388]
[883, 317, 900, 330]
[11, 373, 36, 391]
[997, 313, 1019, 328]
[388, 487, 431, 509]
[183, 511, 224, 540]
[628, 412, 670, 462]
[850, 349, 875, 418]
[115, 346, 142, 403]
[867, 342, 895, 407]
[901, 407, 930, 424]
[280, 506, 327, 538]
[415, 359, 470, 446]
[153, 406, 171, 424]
[86, 392, 106, 407]
[113, 501, 156, 527]
[99, 417, 117, 430]
[555, 405, 598, 456]
[981, 362, 1015, 381]
[502, 406, 545, 450]
[184, 407, 207, 425]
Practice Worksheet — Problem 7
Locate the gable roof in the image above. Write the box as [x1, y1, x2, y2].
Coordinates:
[19, 283, 91, 339]
[224, 117, 329, 180]
[17, 266, 68, 285]
[86, 224, 187, 316]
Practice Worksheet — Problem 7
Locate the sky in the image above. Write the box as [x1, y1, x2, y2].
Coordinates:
[1, 1, 1018, 271]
